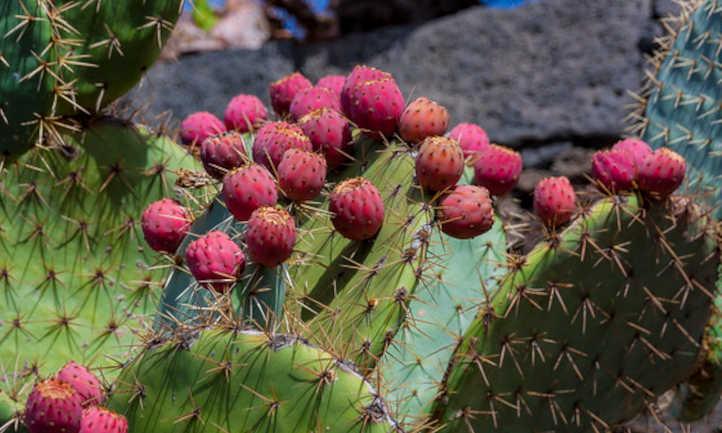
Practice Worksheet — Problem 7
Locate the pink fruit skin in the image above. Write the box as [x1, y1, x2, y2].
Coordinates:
[224, 94, 267, 132]
[269, 72, 313, 116]
[141, 198, 192, 254]
[25, 379, 83, 433]
[638, 148, 686, 198]
[252, 121, 313, 170]
[341, 65, 391, 115]
[533, 176, 576, 227]
[223, 164, 278, 221]
[415, 137, 464, 192]
[278, 149, 327, 202]
[399, 97, 449, 143]
[180, 112, 226, 146]
[345, 78, 404, 136]
[299, 108, 353, 169]
[330, 178, 385, 241]
[186, 231, 245, 292]
[591, 149, 635, 192]
[56, 361, 105, 407]
[79, 407, 127, 433]
[611, 138, 652, 171]
[246, 207, 297, 267]
[200, 132, 248, 179]
[473, 144, 523, 196]
[448, 123, 490, 159]
[438, 185, 494, 239]
[316, 75, 346, 97]
[289, 86, 342, 121]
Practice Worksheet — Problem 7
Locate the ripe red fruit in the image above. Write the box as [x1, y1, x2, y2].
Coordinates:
[141, 198, 192, 254]
[246, 207, 297, 267]
[448, 123, 490, 159]
[200, 131, 248, 179]
[252, 121, 312, 170]
[224, 94, 267, 132]
[289, 86, 341, 121]
[79, 407, 127, 433]
[299, 108, 353, 169]
[437, 185, 495, 239]
[269, 72, 313, 116]
[330, 178, 385, 241]
[25, 379, 83, 433]
[343, 75, 404, 136]
[341, 65, 391, 115]
[317, 74, 346, 97]
[399, 97, 450, 143]
[55, 361, 104, 407]
[223, 163, 278, 221]
[611, 138, 652, 171]
[591, 149, 635, 193]
[533, 176, 577, 228]
[638, 148, 686, 198]
[278, 149, 327, 202]
[185, 231, 245, 292]
[415, 136, 464, 192]
[180, 112, 226, 147]
[473, 144, 523, 196]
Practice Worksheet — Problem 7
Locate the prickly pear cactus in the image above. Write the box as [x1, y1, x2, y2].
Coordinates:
[0, 0, 182, 156]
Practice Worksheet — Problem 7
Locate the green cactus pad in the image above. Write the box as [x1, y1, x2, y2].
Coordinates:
[108, 328, 398, 433]
[434, 195, 719, 432]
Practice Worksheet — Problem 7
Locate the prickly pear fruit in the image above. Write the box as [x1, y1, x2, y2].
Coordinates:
[399, 97, 449, 143]
[344, 78, 404, 136]
[223, 164, 278, 221]
[612, 138, 652, 170]
[141, 199, 192, 254]
[638, 148, 686, 198]
[289, 86, 341, 121]
[25, 379, 83, 433]
[341, 66, 390, 113]
[448, 123, 489, 159]
[200, 131, 248, 179]
[180, 112, 226, 146]
[56, 362, 104, 407]
[245, 207, 297, 267]
[591, 149, 635, 193]
[533, 176, 576, 228]
[330, 177, 385, 241]
[299, 108, 353, 169]
[224, 94, 268, 132]
[79, 407, 127, 433]
[473, 144, 523, 196]
[317, 74, 346, 97]
[278, 149, 327, 202]
[185, 231, 245, 292]
[437, 185, 494, 239]
[269, 72, 313, 116]
[252, 121, 313, 170]
[415, 136, 464, 192]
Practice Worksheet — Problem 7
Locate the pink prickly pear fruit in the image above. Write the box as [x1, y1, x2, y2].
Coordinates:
[185, 231, 245, 292]
[25, 379, 83, 433]
[252, 121, 312, 170]
[245, 207, 297, 267]
[591, 149, 635, 193]
[200, 132, 248, 179]
[415, 136, 464, 192]
[399, 97, 450, 143]
[269, 72, 313, 116]
[79, 407, 127, 433]
[278, 149, 327, 202]
[299, 108, 353, 169]
[611, 138, 652, 171]
[55, 361, 104, 407]
[448, 123, 490, 159]
[437, 185, 494, 239]
[289, 86, 341, 121]
[224, 94, 267, 132]
[341, 65, 391, 114]
[533, 176, 577, 228]
[330, 177, 385, 241]
[317, 74, 346, 97]
[345, 77, 404, 136]
[473, 144, 523, 196]
[180, 112, 226, 147]
[223, 163, 278, 221]
[141, 198, 192, 254]
[638, 148, 686, 198]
